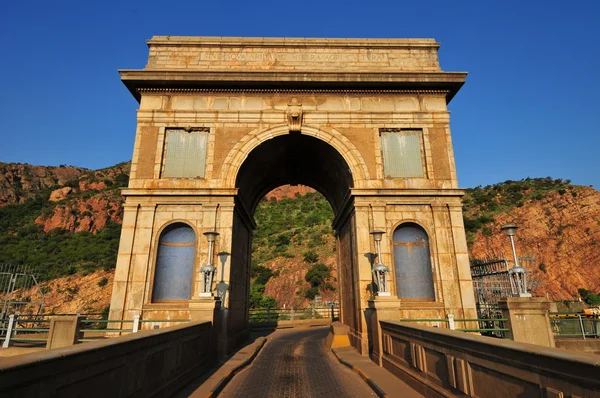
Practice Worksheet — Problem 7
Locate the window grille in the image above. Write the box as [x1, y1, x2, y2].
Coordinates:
[162, 129, 209, 178]
[393, 223, 435, 299]
[380, 129, 424, 178]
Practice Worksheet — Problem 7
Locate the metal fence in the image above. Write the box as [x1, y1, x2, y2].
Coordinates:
[248, 306, 340, 325]
[398, 314, 509, 339]
[549, 313, 600, 339]
[470, 256, 542, 319]
[0, 264, 44, 318]
[1, 313, 191, 348]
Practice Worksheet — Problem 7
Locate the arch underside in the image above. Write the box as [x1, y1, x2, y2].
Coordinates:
[235, 133, 354, 217]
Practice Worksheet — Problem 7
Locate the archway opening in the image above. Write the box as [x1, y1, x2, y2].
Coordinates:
[250, 187, 337, 310]
[228, 133, 356, 335]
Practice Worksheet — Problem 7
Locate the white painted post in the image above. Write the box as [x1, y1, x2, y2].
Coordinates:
[3, 314, 15, 348]
[132, 315, 140, 333]
[291, 308, 295, 321]
[448, 314, 456, 330]
[578, 314, 586, 340]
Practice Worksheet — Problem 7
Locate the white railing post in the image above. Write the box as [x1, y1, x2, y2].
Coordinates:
[132, 315, 140, 333]
[291, 308, 295, 321]
[3, 314, 15, 348]
[578, 314, 586, 340]
[448, 314, 456, 330]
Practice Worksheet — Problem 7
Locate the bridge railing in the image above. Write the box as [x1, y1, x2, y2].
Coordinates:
[1, 313, 190, 348]
[248, 306, 340, 325]
[549, 312, 600, 339]
[377, 320, 600, 397]
[397, 314, 509, 338]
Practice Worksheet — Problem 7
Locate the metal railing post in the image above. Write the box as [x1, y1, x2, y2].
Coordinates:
[331, 305, 334, 321]
[2, 314, 15, 348]
[312, 306, 315, 319]
[448, 314, 456, 330]
[291, 308, 295, 321]
[266, 307, 271, 323]
[132, 315, 140, 333]
[578, 314, 586, 340]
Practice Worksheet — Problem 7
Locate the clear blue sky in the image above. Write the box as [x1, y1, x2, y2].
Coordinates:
[1, 0, 598, 189]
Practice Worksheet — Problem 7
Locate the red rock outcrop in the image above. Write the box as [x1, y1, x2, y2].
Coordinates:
[470, 187, 600, 300]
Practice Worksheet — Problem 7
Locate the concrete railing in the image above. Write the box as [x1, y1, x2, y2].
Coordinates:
[379, 320, 600, 397]
[0, 321, 215, 397]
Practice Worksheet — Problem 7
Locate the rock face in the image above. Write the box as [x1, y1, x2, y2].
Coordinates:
[0, 163, 86, 206]
[28, 162, 129, 234]
[469, 187, 600, 300]
[49, 187, 73, 202]
[35, 195, 123, 233]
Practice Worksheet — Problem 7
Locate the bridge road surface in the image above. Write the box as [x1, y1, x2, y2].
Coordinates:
[218, 327, 377, 397]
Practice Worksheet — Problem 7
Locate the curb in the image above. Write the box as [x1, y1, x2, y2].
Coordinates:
[206, 337, 267, 398]
[331, 348, 388, 398]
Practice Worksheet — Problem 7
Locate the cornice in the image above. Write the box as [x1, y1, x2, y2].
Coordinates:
[137, 87, 451, 95]
[120, 70, 466, 103]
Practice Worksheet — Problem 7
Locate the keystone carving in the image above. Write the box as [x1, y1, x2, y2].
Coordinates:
[286, 98, 303, 132]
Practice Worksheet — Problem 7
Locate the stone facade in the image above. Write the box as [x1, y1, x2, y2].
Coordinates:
[109, 36, 477, 354]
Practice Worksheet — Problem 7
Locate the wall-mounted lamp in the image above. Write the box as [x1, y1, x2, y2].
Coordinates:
[200, 231, 219, 296]
[216, 252, 230, 303]
[370, 230, 390, 296]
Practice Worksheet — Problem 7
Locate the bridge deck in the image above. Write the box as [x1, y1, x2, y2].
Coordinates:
[220, 327, 376, 397]
[180, 326, 422, 397]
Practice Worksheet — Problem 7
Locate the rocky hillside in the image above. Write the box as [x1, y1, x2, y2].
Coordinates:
[1, 161, 599, 313]
[465, 179, 600, 300]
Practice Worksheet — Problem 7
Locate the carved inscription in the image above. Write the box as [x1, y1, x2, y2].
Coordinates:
[199, 51, 388, 64]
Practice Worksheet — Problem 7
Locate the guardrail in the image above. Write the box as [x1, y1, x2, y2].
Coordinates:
[378, 320, 600, 397]
[397, 314, 509, 338]
[549, 312, 600, 339]
[248, 306, 340, 324]
[1, 314, 190, 348]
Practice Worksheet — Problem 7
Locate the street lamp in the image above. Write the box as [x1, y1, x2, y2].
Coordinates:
[200, 231, 219, 296]
[216, 252, 230, 303]
[370, 230, 390, 296]
[501, 224, 531, 297]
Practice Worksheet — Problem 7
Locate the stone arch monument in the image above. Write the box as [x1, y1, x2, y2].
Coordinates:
[109, 36, 477, 354]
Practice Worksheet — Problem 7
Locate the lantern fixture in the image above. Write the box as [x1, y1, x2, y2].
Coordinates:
[501, 224, 531, 297]
[215, 252, 230, 303]
[370, 230, 390, 296]
[199, 231, 220, 296]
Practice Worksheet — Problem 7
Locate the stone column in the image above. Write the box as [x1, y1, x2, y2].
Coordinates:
[499, 297, 555, 347]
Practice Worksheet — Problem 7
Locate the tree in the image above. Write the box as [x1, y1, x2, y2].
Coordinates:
[586, 294, 600, 306]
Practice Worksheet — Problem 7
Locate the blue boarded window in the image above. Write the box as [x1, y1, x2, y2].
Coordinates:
[152, 223, 196, 301]
[393, 223, 435, 299]
[380, 129, 424, 178]
[162, 129, 209, 178]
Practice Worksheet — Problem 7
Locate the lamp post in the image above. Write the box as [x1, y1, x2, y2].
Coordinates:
[200, 231, 219, 296]
[501, 224, 531, 297]
[369, 230, 390, 296]
[216, 252, 230, 303]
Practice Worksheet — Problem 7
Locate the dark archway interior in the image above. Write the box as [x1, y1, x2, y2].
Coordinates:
[235, 133, 354, 216]
[227, 133, 356, 350]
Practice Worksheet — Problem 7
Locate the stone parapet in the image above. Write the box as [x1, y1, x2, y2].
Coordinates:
[144, 36, 442, 73]
[379, 321, 600, 397]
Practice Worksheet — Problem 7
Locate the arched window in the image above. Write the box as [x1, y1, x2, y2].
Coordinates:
[152, 223, 196, 301]
[393, 223, 435, 299]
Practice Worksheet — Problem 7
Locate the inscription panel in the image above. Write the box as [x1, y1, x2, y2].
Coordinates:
[146, 37, 441, 72]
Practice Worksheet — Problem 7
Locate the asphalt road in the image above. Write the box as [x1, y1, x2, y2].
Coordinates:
[219, 327, 377, 398]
